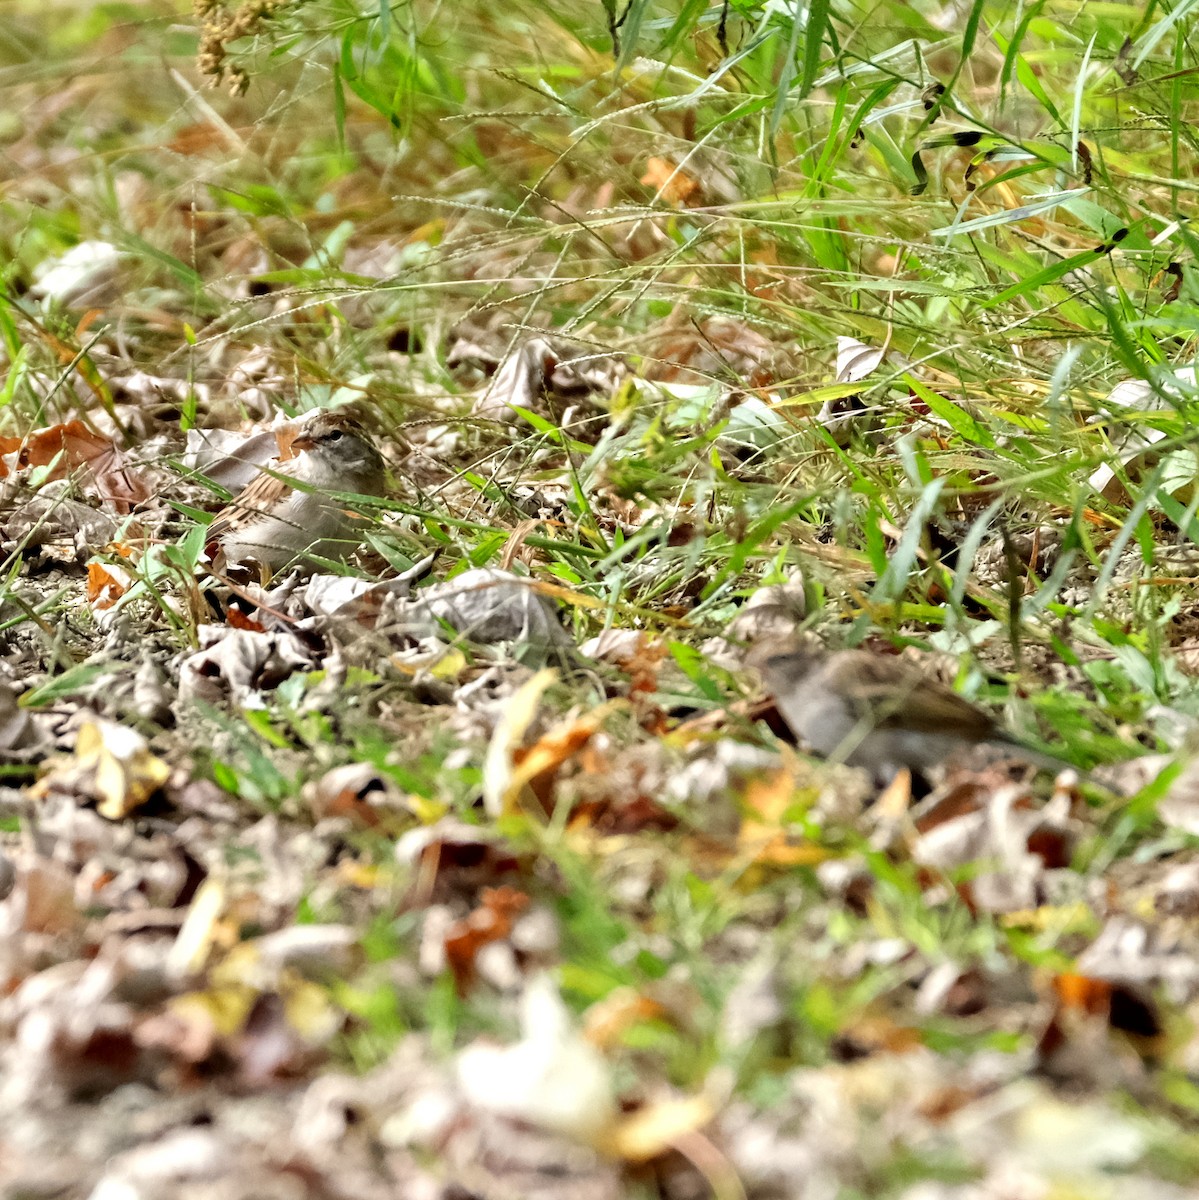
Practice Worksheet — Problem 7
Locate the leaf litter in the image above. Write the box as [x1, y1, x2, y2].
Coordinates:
[1, 5, 1198, 1199]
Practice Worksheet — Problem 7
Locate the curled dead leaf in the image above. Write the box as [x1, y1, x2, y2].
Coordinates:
[1053, 972, 1112, 1015]
[640, 157, 700, 206]
[395, 818, 527, 907]
[583, 987, 668, 1050]
[444, 885, 530, 994]
[32, 719, 170, 820]
[457, 974, 618, 1142]
[738, 769, 832, 869]
[509, 709, 610, 817]
[0, 420, 151, 510]
[599, 1094, 716, 1163]
[86, 560, 132, 610]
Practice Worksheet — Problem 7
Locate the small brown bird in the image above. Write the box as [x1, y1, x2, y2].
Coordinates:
[754, 644, 1063, 784]
[206, 410, 386, 576]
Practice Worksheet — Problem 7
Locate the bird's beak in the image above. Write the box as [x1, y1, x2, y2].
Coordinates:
[289, 432, 317, 453]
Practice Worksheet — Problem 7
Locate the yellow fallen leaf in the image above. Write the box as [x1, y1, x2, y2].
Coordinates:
[333, 860, 382, 889]
[56, 719, 171, 820]
[600, 1094, 715, 1162]
[738, 768, 831, 869]
[389, 646, 468, 680]
[407, 793, 448, 825]
[741, 768, 801, 827]
[212, 940, 270, 990]
[429, 647, 468, 679]
[170, 984, 256, 1038]
[283, 976, 342, 1042]
[481, 667, 557, 817]
[1000, 902, 1096, 933]
[95, 724, 168, 818]
[873, 767, 912, 821]
[167, 878, 229, 978]
[741, 839, 835, 868]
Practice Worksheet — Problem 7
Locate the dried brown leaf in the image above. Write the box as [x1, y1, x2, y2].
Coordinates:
[444, 885, 530, 994]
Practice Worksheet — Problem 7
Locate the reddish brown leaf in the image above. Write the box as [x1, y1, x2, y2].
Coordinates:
[225, 607, 267, 632]
[509, 713, 604, 816]
[1027, 825, 1072, 869]
[572, 793, 679, 835]
[917, 1084, 982, 1123]
[1053, 972, 1112, 1016]
[86, 561, 130, 610]
[640, 157, 700, 206]
[912, 779, 986, 834]
[168, 121, 228, 156]
[0, 420, 151, 511]
[444, 885, 530, 994]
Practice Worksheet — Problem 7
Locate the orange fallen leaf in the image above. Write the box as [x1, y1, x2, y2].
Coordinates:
[511, 712, 606, 815]
[583, 987, 667, 1050]
[641, 156, 700, 206]
[0, 419, 151, 510]
[482, 668, 557, 818]
[86, 560, 132, 610]
[742, 768, 800, 826]
[873, 768, 912, 821]
[444, 885, 530, 994]
[225, 607, 266, 632]
[1053, 972, 1112, 1015]
[744, 839, 834, 869]
[736, 768, 830, 868]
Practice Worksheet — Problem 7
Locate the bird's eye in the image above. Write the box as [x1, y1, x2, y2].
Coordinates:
[328, 429, 343, 441]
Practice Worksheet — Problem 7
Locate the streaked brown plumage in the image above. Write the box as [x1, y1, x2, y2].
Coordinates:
[206, 411, 385, 576]
[754, 644, 1061, 783]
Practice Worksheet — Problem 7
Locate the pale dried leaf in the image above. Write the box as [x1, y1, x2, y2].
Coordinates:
[457, 974, 617, 1142]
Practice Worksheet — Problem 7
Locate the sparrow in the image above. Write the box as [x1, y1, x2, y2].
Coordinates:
[752, 643, 1064, 784]
[205, 410, 386, 576]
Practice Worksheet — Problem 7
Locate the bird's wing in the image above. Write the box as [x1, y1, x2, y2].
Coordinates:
[842, 655, 997, 738]
[206, 466, 298, 545]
